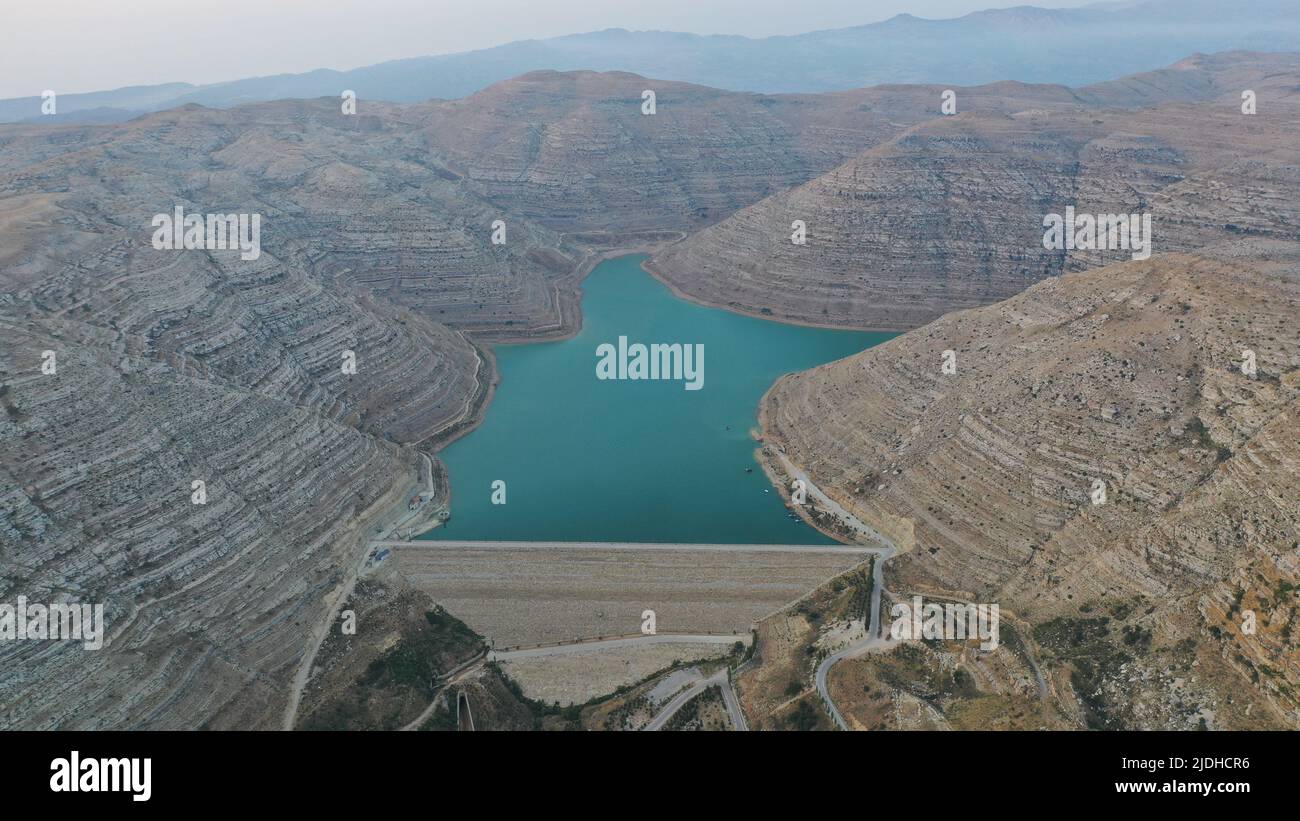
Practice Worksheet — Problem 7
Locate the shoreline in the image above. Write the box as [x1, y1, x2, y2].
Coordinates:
[420, 239, 686, 451]
[755, 374, 896, 550]
[363, 240, 686, 547]
[419, 339, 499, 454]
[639, 256, 907, 335]
[473, 235, 687, 346]
[755, 374, 847, 545]
[362, 241, 889, 564]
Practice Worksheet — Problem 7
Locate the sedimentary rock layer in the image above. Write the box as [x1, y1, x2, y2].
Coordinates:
[0, 315, 422, 728]
[416, 69, 1120, 233]
[0, 103, 493, 728]
[761, 252, 1300, 727]
[650, 53, 1300, 330]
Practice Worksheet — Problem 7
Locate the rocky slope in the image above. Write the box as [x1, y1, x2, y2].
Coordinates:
[760, 251, 1300, 728]
[0, 99, 593, 339]
[0, 314, 422, 728]
[418, 70, 878, 232]
[0, 102, 499, 727]
[416, 70, 1124, 234]
[3, 53, 1297, 730]
[0, 67, 946, 729]
[650, 53, 1300, 330]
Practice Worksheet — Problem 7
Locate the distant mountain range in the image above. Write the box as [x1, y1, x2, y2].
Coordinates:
[5, 0, 1299, 124]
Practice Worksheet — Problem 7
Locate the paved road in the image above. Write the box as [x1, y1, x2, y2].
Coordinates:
[372, 453, 440, 542]
[718, 673, 749, 731]
[776, 453, 897, 549]
[814, 546, 894, 731]
[643, 670, 747, 731]
[489, 633, 750, 660]
[784, 454, 1018, 729]
[374, 539, 875, 555]
[282, 535, 377, 730]
[774, 452, 904, 731]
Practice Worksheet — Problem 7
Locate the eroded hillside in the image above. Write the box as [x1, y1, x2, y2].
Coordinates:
[416, 69, 1136, 234]
[650, 53, 1300, 330]
[0, 194, 484, 727]
[3, 53, 1297, 730]
[0, 68, 935, 728]
[0, 101, 518, 727]
[759, 252, 1300, 728]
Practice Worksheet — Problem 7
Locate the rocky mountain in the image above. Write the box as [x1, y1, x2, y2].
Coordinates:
[0, 102, 502, 727]
[649, 53, 1300, 330]
[3, 50, 1298, 730]
[418, 71, 893, 232]
[418, 69, 1170, 235]
[759, 250, 1300, 728]
[0, 69, 929, 728]
[5, 0, 1297, 123]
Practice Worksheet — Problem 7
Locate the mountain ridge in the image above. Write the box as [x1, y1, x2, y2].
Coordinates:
[5, 0, 1297, 123]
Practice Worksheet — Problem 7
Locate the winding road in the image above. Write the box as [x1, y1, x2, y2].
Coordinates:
[643, 669, 748, 731]
[814, 546, 894, 730]
[283, 453, 437, 730]
[775, 452, 902, 731]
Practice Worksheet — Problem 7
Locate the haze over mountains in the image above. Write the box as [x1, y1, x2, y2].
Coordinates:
[1, 5, 1298, 730]
[4, 0, 1298, 124]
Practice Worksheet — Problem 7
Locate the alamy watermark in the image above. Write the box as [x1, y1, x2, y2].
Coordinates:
[1043, 206, 1152, 261]
[596, 336, 704, 390]
[50, 751, 150, 801]
[0, 596, 104, 650]
[151, 206, 261, 261]
[889, 595, 1000, 650]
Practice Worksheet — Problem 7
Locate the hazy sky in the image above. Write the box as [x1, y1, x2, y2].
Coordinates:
[1, 0, 1097, 99]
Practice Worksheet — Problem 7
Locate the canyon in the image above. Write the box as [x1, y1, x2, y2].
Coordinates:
[1, 50, 1297, 729]
[0, 70, 903, 727]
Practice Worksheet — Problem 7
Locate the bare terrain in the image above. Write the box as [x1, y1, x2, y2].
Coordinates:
[492, 638, 741, 706]
[650, 53, 1300, 330]
[760, 252, 1300, 728]
[3, 50, 1298, 730]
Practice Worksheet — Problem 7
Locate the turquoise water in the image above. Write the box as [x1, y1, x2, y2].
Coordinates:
[425, 254, 894, 544]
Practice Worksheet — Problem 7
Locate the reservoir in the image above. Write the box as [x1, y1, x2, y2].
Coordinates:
[425, 254, 893, 544]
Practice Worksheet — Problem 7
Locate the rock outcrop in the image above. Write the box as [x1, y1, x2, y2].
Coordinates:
[760, 252, 1300, 727]
[417, 69, 1118, 233]
[650, 53, 1300, 330]
[0, 102, 495, 728]
[3, 53, 1297, 730]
